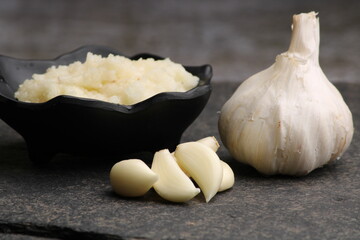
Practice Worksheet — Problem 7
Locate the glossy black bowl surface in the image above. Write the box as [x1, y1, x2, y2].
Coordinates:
[0, 45, 212, 163]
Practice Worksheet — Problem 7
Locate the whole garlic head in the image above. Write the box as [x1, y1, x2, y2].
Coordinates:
[218, 12, 354, 176]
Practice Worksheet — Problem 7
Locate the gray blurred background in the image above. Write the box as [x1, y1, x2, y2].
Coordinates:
[0, 0, 359, 83]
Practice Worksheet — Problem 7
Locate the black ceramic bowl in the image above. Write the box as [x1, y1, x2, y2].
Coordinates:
[0, 45, 212, 163]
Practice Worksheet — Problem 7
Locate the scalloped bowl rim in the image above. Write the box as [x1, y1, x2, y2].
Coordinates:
[0, 45, 212, 114]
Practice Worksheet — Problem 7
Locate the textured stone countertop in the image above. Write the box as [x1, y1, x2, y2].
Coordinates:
[0, 82, 359, 240]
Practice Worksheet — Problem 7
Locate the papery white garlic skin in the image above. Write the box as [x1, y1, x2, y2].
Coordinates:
[218, 12, 354, 176]
[110, 159, 158, 197]
[151, 149, 200, 202]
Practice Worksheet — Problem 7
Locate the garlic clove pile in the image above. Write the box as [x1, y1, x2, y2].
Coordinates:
[175, 142, 223, 202]
[110, 137, 234, 202]
[218, 12, 354, 176]
[151, 149, 200, 202]
[110, 159, 159, 197]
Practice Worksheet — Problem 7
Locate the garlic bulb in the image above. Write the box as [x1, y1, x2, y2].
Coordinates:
[218, 12, 354, 176]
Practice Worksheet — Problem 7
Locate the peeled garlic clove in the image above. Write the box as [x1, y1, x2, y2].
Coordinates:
[173, 153, 190, 177]
[110, 159, 158, 197]
[151, 149, 200, 202]
[176, 136, 221, 177]
[197, 136, 220, 152]
[197, 137, 235, 191]
[218, 160, 235, 192]
[175, 142, 223, 202]
[218, 12, 354, 176]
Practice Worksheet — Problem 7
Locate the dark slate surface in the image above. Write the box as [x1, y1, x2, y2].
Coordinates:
[0, 82, 359, 240]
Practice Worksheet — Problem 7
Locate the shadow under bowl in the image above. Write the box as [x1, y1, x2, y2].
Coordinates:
[0, 45, 212, 164]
